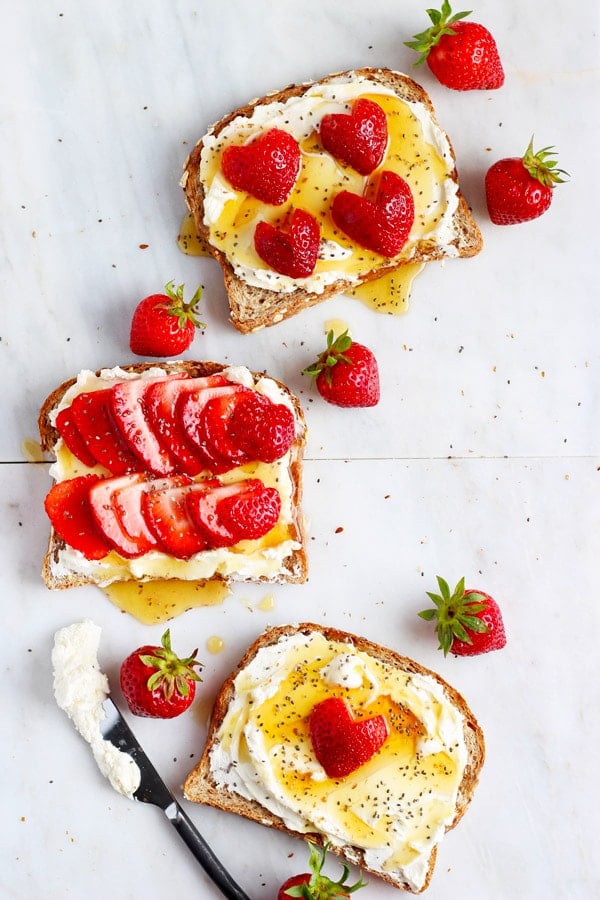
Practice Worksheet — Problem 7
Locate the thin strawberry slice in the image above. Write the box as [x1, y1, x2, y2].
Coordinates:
[88, 473, 156, 558]
[178, 384, 248, 473]
[186, 480, 247, 548]
[44, 474, 112, 560]
[216, 480, 281, 543]
[112, 476, 177, 556]
[111, 377, 182, 476]
[144, 375, 229, 474]
[142, 477, 208, 559]
[309, 697, 389, 778]
[55, 406, 98, 468]
[69, 389, 140, 474]
[197, 392, 254, 471]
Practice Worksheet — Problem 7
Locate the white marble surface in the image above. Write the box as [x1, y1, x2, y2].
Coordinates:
[1, 1, 599, 898]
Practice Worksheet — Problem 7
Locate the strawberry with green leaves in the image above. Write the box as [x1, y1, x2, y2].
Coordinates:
[419, 576, 506, 656]
[406, 1, 504, 91]
[120, 628, 203, 718]
[278, 842, 365, 900]
[485, 138, 568, 225]
[129, 281, 206, 357]
[303, 331, 380, 408]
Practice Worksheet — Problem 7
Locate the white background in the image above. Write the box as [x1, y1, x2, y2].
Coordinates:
[1, 2, 598, 898]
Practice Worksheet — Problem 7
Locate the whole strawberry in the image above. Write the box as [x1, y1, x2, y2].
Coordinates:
[278, 842, 365, 900]
[303, 331, 380, 408]
[405, 0, 504, 91]
[419, 576, 506, 656]
[485, 138, 568, 225]
[129, 281, 206, 357]
[120, 629, 203, 718]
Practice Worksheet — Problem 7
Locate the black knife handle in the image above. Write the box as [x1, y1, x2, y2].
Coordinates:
[165, 800, 252, 900]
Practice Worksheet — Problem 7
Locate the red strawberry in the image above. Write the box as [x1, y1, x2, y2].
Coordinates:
[418, 575, 507, 656]
[88, 473, 155, 558]
[254, 208, 320, 278]
[129, 281, 206, 358]
[309, 697, 389, 779]
[215, 479, 281, 542]
[303, 330, 380, 408]
[221, 128, 301, 205]
[225, 392, 296, 463]
[110, 376, 181, 476]
[485, 138, 568, 225]
[178, 383, 249, 471]
[112, 476, 173, 556]
[185, 479, 250, 547]
[331, 170, 414, 257]
[69, 389, 140, 474]
[120, 628, 202, 719]
[54, 407, 98, 468]
[141, 477, 207, 559]
[196, 391, 254, 470]
[406, 0, 504, 91]
[144, 375, 230, 475]
[44, 474, 112, 560]
[277, 842, 365, 900]
[320, 98, 388, 175]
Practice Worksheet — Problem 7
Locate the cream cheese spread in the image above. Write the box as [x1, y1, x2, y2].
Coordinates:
[52, 620, 141, 798]
[47, 366, 303, 586]
[199, 72, 460, 295]
[209, 630, 468, 891]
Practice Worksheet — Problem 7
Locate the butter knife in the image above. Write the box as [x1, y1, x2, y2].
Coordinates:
[100, 697, 251, 900]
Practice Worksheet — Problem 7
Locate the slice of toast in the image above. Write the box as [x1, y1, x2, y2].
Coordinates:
[39, 361, 307, 590]
[183, 622, 485, 893]
[182, 67, 483, 333]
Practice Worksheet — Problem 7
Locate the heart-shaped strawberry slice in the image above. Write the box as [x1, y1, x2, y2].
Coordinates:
[320, 98, 388, 175]
[331, 169, 415, 257]
[254, 208, 320, 278]
[309, 697, 389, 779]
[221, 128, 301, 205]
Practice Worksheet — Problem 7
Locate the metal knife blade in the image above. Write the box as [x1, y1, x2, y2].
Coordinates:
[100, 697, 251, 900]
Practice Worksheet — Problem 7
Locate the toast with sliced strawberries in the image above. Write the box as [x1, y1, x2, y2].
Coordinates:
[182, 67, 482, 333]
[38, 361, 307, 590]
[184, 622, 485, 893]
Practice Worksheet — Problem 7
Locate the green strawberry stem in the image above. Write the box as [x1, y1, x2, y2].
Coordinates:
[302, 330, 353, 386]
[418, 576, 489, 656]
[404, 0, 472, 65]
[522, 137, 569, 187]
[139, 628, 202, 700]
[159, 280, 207, 330]
[284, 842, 366, 898]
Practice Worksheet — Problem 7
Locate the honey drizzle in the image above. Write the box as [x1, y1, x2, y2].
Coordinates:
[103, 579, 230, 625]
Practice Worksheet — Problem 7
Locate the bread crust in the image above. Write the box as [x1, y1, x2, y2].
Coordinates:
[183, 622, 485, 892]
[39, 361, 307, 590]
[182, 67, 483, 333]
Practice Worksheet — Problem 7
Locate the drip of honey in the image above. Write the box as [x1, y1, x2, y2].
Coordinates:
[22, 438, 46, 462]
[348, 262, 425, 315]
[103, 579, 230, 625]
[206, 635, 225, 654]
[177, 211, 212, 257]
[257, 593, 275, 612]
[323, 318, 349, 338]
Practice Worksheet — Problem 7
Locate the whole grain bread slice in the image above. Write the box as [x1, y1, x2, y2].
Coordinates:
[183, 621, 485, 892]
[39, 361, 307, 590]
[182, 67, 483, 333]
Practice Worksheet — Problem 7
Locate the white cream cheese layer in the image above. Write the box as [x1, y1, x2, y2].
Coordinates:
[199, 72, 460, 294]
[209, 631, 468, 892]
[52, 620, 141, 798]
[48, 366, 303, 586]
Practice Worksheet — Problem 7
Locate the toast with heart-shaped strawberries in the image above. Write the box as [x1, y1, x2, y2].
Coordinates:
[182, 68, 482, 333]
[184, 622, 485, 893]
